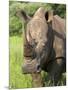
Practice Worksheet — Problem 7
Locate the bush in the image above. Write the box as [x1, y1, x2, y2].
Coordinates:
[9, 16, 22, 35]
[50, 4, 66, 18]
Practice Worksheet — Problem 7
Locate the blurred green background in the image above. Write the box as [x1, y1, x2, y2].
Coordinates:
[9, 1, 66, 88]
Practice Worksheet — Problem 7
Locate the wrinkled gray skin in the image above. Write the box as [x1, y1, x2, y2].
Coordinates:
[16, 7, 66, 85]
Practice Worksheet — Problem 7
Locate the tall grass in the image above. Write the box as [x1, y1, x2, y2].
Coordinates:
[9, 36, 32, 88]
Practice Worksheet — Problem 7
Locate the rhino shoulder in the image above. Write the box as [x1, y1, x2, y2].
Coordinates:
[52, 15, 66, 38]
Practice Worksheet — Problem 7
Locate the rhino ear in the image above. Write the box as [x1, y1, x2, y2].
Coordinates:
[45, 10, 53, 23]
[16, 9, 31, 23]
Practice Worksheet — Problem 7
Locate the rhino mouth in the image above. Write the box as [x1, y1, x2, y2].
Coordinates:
[22, 59, 41, 74]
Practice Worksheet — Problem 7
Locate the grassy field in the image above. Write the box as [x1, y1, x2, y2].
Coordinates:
[9, 35, 66, 89]
[9, 36, 32, 88]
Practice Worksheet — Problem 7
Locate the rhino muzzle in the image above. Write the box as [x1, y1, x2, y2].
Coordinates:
[22, 59, 41, 74]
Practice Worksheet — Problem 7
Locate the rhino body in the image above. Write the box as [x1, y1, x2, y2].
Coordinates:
[16, 7, 66, 85]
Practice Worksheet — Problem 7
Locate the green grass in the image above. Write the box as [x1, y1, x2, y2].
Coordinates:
[9, 35, 66, 89]
[9, 36, 32, 88]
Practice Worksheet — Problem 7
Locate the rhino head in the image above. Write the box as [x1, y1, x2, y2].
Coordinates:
[16, 7, 54, 74]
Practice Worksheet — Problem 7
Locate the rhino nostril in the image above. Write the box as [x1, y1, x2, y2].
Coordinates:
[37, 65, 40, 70]
[37, 65, 41, 72]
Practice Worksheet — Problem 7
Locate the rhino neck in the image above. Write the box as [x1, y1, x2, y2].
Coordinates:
[40, 23, 54, 69]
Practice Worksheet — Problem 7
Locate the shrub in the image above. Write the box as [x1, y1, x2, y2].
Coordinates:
[9, 16, 22, 35]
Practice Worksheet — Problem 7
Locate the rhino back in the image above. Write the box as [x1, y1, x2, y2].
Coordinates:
[52, 15, 66, 58]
